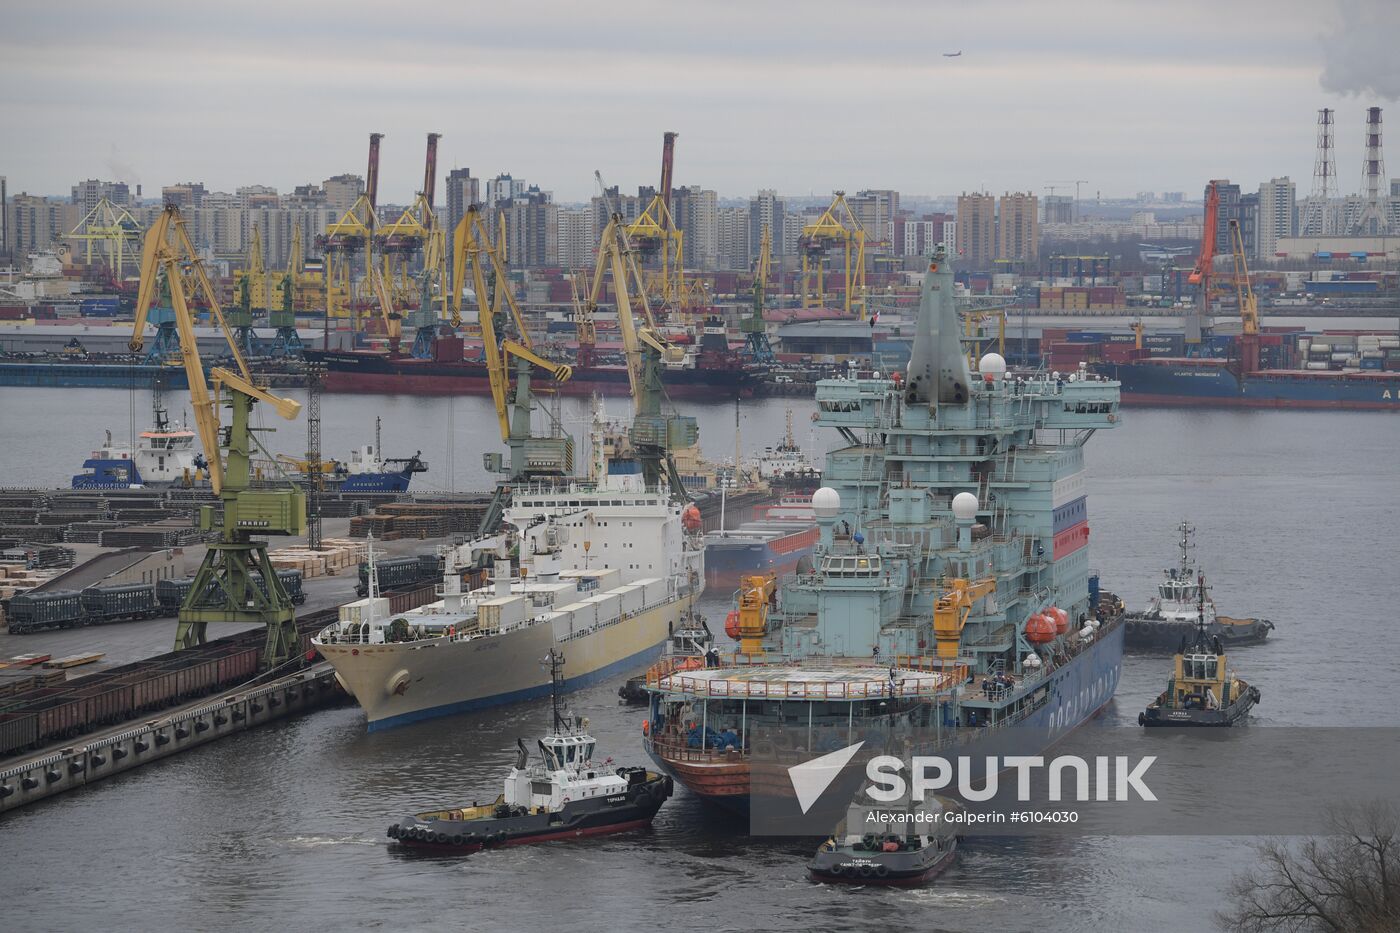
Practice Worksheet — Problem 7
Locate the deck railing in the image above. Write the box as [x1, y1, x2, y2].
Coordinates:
[644, 654, 967, 700]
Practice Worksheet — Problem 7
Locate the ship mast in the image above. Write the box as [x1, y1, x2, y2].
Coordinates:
[544, 648, 567, 733]
[1177, 520, 1195, 576]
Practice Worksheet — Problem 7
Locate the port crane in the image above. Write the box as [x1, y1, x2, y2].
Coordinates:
[320, 132, 384, 324]
[741, 223, 776, 362]
[799, 192, 867, 319]
[586, 213, 698, 497]
[68, 197, 144, 283]
[625, 131, 685, 310]
[451, 204, 574, 534]
[129, 205, 307, 668]
[266, 227, 304, 357]
[1227, 217, 1261, 373]
[1185, 180, 1221, 347]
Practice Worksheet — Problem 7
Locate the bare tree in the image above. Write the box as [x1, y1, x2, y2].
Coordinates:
[1218, 802, 1400, 932]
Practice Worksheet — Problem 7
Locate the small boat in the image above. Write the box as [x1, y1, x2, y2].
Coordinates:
[809, 791, 962, 885]
[1122, 522, 1273, 650]
[1139, 621, 1261, 727]
[620, 608, 715, 705]
[388, 650, 673, 852]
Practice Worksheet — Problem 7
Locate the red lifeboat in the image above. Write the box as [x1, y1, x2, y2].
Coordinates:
[682, 504, 703, 532]
[724, 610, 741, 639]
[1025, 613, 1056, 644]
[1050, 607, 1069, 634]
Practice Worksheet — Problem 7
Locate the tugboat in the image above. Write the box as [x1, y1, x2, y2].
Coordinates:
[809, 791, 962, 885]
[1139, 617, 1261, 727]
[1122, 522, 1273, 650]
[388, 650, 674, 851]
[619, 609, 715, 705]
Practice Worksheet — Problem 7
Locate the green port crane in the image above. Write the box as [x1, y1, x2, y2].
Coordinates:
[586, 213, 697, 498]
[129, 205, 307, 669]
[742, 223, 776, 362]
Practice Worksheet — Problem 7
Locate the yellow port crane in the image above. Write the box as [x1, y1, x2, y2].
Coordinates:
[932, 576, 998, 659]
[625, 131, 685, 310]
[451, 204, 573, 533]
[1228, 218, 1261, 373]
[68, 197, 144, 283]
[799, 192, 867, 319]
[586, 214, 697, 495]
[129, 205, 306, 667]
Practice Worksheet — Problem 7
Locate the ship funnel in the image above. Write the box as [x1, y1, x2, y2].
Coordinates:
[905, 246, 973, 409]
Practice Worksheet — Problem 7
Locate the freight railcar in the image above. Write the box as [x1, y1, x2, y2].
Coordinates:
[5, 591, 84, 633]
[79, 583, 161, 623]
[155, 570, 305, 613]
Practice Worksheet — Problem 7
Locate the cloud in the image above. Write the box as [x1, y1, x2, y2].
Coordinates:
[1319, 0, 1400, 100]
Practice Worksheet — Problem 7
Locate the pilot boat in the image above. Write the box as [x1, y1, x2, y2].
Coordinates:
[388, 650, 674, 851]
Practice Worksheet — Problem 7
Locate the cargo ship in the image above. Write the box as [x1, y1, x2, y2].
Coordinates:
[642, 246, 1125, 813]
[704, 496, 817, 590]
[314, 467, 705, 730]
[306, 320, 760, 399]
[1110, 356, 1400, 410]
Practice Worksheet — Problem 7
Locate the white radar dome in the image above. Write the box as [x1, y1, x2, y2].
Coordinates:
[978, 352, 1007, 375]
[812, 487, 842, 519]
[952, 491, 979, 521]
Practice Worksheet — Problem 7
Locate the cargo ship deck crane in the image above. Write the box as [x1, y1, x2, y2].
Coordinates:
[1227, 217, 1261, 374]
[799, 192, 867, 319]
[129, 206, 307, 669]
[451, 205, 574, 534]
[741, 223, 776, 362]
[1186, 180, 1221, 347]
[588, 213, 698, 498]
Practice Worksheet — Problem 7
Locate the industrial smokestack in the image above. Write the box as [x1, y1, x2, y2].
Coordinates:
[1351, 107, 1390, 235]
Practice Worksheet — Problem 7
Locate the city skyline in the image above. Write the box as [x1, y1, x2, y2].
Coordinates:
[3, 0, 1397, 204]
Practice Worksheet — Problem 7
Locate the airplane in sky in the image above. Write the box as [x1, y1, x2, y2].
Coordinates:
[943, 51, 962, 57]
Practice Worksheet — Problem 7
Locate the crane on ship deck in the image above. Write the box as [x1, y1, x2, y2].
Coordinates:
[128, 205, 307, 669]
[586, 213, 698, 498]
[451, 204, 574, 535]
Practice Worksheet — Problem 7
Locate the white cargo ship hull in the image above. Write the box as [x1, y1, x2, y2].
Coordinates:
[321, 596, 686, 731]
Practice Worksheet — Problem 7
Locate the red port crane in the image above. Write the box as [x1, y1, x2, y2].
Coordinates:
[1185, 181, 1221, 346]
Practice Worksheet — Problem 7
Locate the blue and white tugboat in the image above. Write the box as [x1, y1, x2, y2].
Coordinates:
[643, 245, 1126, 812]
[388, 650, 673, 852]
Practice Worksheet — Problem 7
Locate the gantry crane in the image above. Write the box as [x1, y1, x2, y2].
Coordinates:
[569, 270, 597, 368]
[742, 223, 775, 362]
[452, 204, 574, 534]
[586, 214, 698, 497]
[799, 192, 867, 319]
[68, 198, 143, 284]
[625, 131, 685, 310]
[1227, 217, 1261, 374]
[1186, 180, 1221, 347]
[129, 206, 307, 669]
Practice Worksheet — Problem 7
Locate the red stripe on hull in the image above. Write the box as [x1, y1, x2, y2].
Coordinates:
[1052, 522, 1089, 560]
[1121, 392, 1400, 411]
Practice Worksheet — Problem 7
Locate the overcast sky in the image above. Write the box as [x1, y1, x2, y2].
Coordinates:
[2, 0, 1397, 204]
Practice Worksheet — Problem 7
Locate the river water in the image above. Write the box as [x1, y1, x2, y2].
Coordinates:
[2, 388, 1398, 931]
